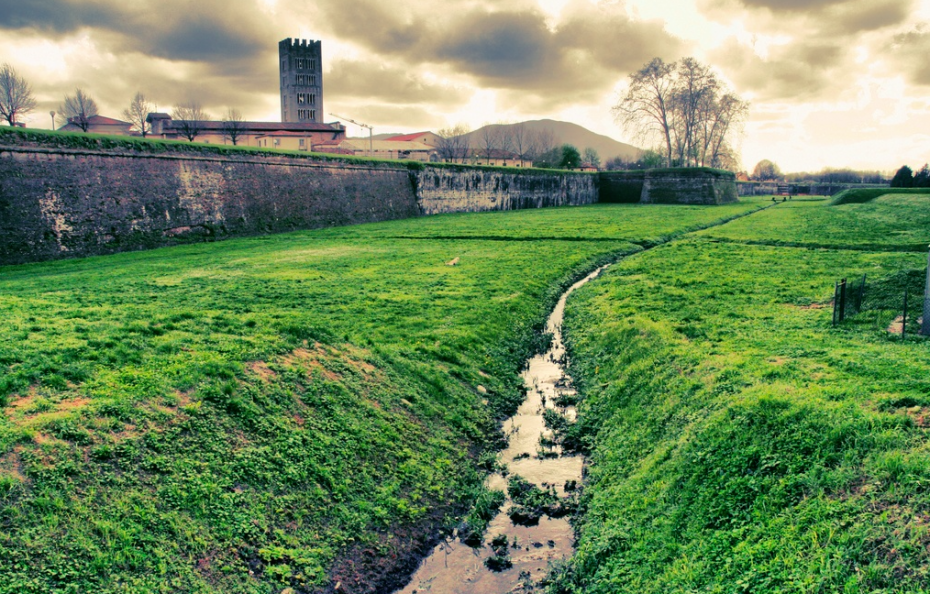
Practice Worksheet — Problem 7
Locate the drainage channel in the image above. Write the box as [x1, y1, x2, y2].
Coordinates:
[394, 204, 776, 593]
[396, 265, 608, 594]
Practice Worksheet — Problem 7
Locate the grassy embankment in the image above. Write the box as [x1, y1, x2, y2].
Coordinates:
[0, 202, 759, 593]
[556, 195, 930, 592]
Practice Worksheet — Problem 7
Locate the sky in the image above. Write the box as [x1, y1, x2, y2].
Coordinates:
[1, 0, 929, 173]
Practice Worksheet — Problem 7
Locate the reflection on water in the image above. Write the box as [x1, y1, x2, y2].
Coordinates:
[396, 266, 607, 594]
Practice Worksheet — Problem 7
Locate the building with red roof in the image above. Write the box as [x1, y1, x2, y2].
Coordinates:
[58, 115, 133, 135]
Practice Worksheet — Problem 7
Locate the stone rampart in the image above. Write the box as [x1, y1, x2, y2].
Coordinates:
[416, 167, 597, 215]
[0, 137, 600, 265]
[598, 171, 646, 203]
[0, 147, 421, 265]
[640, 168, 738, 205]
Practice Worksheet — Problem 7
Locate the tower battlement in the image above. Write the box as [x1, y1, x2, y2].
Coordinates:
[279, 38, 323, 124]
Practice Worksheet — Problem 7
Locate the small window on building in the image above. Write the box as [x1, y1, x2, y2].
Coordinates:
[299, 138, 305, 146]
[274, 139, 280, 146]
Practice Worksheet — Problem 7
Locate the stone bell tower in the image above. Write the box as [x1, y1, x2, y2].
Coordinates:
[279, 38, 323, 123]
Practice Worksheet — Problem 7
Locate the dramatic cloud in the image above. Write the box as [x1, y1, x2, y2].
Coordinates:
[0, 0, 274, 60]
[306, 0, 684, 99]
[886, 27, 930, 85]
[711, 38, 848, 100]
[326, 59, 469, 105]
[699, 0, 915, 35]
[1, 0, 929, 171]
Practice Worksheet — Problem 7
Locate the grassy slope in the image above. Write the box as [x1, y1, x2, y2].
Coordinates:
[696, 195, 930, 251]
[0, 202, 759, 593]
[830, 188, 930, 205]
[558, 198, 930, 593]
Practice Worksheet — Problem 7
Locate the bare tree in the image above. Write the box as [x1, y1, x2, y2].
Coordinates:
[60, 88, 99, 132]
[0, 63, 37, 126]
[221, 108, 245, 145]
[172, 101, 209, 142]
[511, 122, 532, 163]
[616, 56, 748, 169]
[583, 147, 601, 169]
[436, 123, 471, 163]
[530, 127, 557, 162]
[614, 58, 675, 167]
[478, 123, 499, 164]
[670, 57, 717, 167]
[123, 91, 153, 137]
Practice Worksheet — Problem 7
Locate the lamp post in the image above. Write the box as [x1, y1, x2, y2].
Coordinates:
[50, 111, 56, 130]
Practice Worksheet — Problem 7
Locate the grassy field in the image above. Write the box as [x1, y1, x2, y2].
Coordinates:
[695, 195, 930, 251]
[556, 198, 930, 592]
[0, 203, 759, 593]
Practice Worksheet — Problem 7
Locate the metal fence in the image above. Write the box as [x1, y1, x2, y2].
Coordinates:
[832, 275, 867, 326]
[832, 261, 930, 338]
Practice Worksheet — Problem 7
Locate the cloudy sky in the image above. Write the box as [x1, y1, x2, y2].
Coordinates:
[2, 0, 929, 172]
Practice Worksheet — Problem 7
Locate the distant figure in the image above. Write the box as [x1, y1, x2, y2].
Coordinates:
[772, 196, 776, 202]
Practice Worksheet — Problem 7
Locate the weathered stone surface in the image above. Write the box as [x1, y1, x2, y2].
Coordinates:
[0, 148, 419, 265]
[0, 146, 602, 266]
[416, 168, 597, 215]
[599, 171, 646, 203]
[640, 168, 738, 205]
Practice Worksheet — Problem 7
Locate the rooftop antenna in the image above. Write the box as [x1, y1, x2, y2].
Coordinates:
[330, 113, 373, 157]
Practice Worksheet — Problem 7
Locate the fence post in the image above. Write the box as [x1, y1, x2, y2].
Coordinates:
[838, 278, 847, 323]
[833, 282, 839, 326]
[922, 246, 930, 337]
[903, 289, 909, 340]
[856, 274, 866, 313]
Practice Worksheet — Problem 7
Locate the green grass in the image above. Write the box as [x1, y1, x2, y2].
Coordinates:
[555, 198, 930, 593]
[831, 187, 930, 205]
[0, 203, 756, 593]
[696, 196, 930, 251]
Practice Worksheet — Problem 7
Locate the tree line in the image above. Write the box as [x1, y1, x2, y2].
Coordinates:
[890, 164, 930, 188]
[434, 122, 601, 169]
[0, 62, 247, 144]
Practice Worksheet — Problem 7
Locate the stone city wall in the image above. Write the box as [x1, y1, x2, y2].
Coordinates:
[0, 137, 598, 265]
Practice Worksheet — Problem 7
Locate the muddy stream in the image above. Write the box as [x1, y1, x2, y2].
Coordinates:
[396, 266, 608, 594]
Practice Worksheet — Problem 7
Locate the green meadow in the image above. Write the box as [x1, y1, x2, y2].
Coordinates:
[0, 203, 757, 593]
[556, 195, 930, 592]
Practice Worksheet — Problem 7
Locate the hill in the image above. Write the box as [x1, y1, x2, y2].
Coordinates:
[465, 119, 641, 162]
[353, 120, 642, 162]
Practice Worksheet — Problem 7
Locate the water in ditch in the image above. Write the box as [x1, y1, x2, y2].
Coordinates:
[396, 265, 608, 594]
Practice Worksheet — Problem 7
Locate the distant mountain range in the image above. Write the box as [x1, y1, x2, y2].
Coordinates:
[366, 119, 642, 162]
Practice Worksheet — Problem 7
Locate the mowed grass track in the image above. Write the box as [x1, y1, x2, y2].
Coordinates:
[557, 197, 930, 593]
[0, 202, 759, 594]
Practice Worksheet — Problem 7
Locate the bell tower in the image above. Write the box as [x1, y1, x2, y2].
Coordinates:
[279, 38, 323, 123]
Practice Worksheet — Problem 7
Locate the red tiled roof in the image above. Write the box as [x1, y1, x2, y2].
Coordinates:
[66, 114, 131, 126]
[385, 132, 431, 142]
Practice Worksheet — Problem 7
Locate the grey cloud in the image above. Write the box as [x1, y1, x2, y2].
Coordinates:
[700, 0, 914, 35]
[308, 0, 684, 101]
[0, 0, 274, 64]
[326, 59, 469, 106]
[711, 38, 848, 100]
[887, 28, 930, 86]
